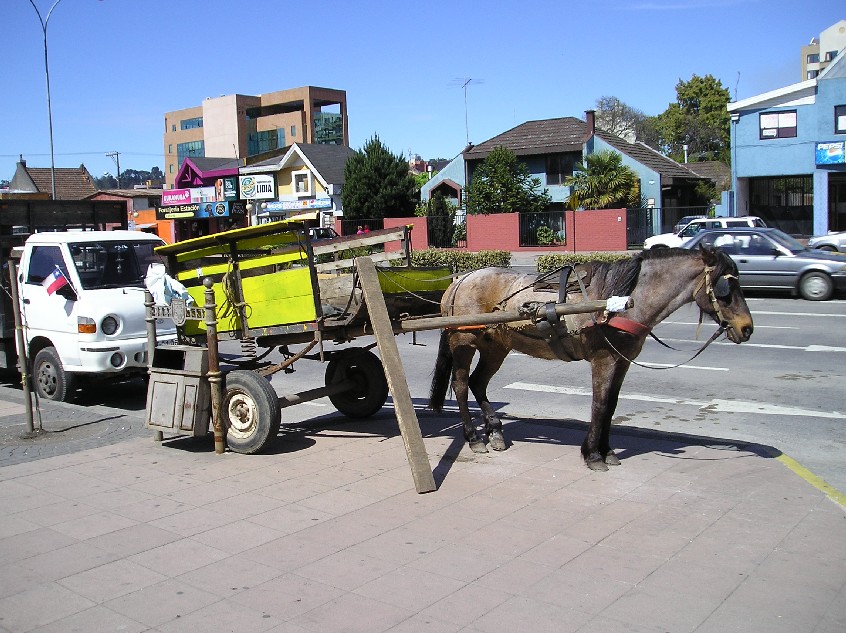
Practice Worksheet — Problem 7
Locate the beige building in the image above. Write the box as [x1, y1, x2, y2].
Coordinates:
[163, 86, 348, 188]
[801, 20, 846, 80]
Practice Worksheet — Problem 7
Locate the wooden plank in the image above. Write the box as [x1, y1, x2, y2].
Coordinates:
[355, 257, 436, 494]
[311, 228, 407, 255]
[315, 250, 400, 273]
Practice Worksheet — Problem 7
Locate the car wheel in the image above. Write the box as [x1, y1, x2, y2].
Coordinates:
[32, 346, 76, 402]
[799, 272, 833, 301]
[816, 245, 837, 252]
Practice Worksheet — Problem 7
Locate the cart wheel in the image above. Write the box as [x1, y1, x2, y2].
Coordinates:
[325, 350, 389, 418]
[222, 370, 281, 454]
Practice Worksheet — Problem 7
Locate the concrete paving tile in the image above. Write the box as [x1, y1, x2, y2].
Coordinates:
[384, 613, 463, 632]
[26, 605, 148, 633]
[474, 558, 557, 595]
[519, 533, 593, 568]
[176, 553, 283, 598]
[75, 487, 154, 511]
[103, 577, 220, 627]
[354, 566, 467, 612]
[127, 538, 229, 577]
[0, 562, 49, 600]
[561, 499, 653, 545]
[420, 582, 512, 628]
[257, 477, 335, 504]
[49, 510, 138, 541]
[111, 494, 191, 522]
[471, 594, 592, 633]
[148, 506, 237, 537]
[19, 469, 117, 499]
[1, 487, 64, 514]
[12, 498, 102, 529]
[527, 567, 634, 614]
[295, 549, 401, 591]
[346, 527, 448, 566]
[154, 596, 283, 633]
[18, 541, 120, 582]
[58, 558, 167, 603]
[191, 518, 286, 555]
[164, 479, 249, 506]
[560, 544, 666, 587]
[289, 591, 413, 633]
[572, 614, 668, 633]
[408, 543, 510, 583]
[0, 513, 40, 539]
[86, 523, 181, 557]
[599, 584, 724, 632]
[124, 472, 208, 496]
[296, 486, 382, 516]
[401, 507, 494, 544]
[0, 527, 78, 566]
[0, 581, 95, 632]
[263, 622, 313, 633]
[204, 490, 287, 520]
[452, 518, 547, 559]
[231, 572, 345, 620]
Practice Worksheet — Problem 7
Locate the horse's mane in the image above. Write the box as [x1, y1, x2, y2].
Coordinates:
[585, 246, 737, 299]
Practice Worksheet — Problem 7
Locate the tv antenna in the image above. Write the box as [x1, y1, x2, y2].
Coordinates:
[450, 77, 484, 145]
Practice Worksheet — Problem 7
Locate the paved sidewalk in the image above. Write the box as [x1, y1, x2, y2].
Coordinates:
[0, 387, 844, 633]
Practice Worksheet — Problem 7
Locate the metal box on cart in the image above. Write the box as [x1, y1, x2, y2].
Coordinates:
[145, 344, 210, 436]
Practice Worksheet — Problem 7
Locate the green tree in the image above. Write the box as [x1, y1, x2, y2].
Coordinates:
[464, 146, 551, 215]
[564, 150, 640, 209]
[594, 96, 661, 149]
[342, 136, 418, 220]
[658, 74, 731, 163]
[418, 193, 456, 247]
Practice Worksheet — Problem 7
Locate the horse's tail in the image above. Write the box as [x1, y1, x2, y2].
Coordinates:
[429, 330, 453, 411]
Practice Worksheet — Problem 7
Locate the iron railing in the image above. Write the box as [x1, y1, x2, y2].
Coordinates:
[518, 211, 566, 247]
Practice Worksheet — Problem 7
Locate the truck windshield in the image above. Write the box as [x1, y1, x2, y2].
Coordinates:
[69, 241, 165, 289]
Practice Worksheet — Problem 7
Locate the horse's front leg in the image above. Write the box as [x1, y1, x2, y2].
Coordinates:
[582, 354, 632, 471]
[451, 344, 487, 453]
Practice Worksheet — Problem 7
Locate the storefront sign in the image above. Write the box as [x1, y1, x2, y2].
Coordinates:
[267, 198, 333, 211]
[156, 201, 230, 219]
[816, 141, 846, 165]
[222, 177, 239, 200]
[239, 175, 275, 199]
[161, 188, 191, 206]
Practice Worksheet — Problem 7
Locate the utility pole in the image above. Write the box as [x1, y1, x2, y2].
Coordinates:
[106, 151, 121, 189]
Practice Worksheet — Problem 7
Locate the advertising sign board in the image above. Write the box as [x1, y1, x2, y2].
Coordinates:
[239, 175, 275, 199]
[816, 141, 846, 165]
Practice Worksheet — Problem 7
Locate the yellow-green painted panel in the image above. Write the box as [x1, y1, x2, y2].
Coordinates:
[377, 267, 453, 294]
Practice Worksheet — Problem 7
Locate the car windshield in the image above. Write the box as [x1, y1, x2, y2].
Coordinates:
[766, 229, 806, 253]
[69, 240, 166, 289]
[680, 223, 703, 237]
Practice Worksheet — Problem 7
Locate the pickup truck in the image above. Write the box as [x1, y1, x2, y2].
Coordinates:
[11, 230, 176, 401]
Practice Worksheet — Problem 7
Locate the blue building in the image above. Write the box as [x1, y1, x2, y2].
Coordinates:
[728, 50, 846, 236]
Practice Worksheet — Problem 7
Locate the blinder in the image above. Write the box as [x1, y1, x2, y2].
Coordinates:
[713, 275, 732, 300]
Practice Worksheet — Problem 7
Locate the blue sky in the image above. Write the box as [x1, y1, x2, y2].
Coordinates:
[2, 0, 842, 184]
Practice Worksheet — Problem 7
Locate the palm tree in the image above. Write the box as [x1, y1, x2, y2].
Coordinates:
[565, 150, 640, 209]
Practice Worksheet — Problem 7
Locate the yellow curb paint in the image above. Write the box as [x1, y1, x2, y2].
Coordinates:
[776, 453, 846, 508]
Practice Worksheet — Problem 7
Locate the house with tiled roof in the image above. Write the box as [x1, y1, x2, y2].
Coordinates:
[240, 143, 355, 224]
[8, 158, 97, 200]
[422, 113, 709, 236]
[87, 188, 174, 243]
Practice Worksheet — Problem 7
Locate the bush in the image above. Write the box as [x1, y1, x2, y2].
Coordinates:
[536, 226, 555, 246]
[410, 248, 511, 272]
[536, 252, 634, 273]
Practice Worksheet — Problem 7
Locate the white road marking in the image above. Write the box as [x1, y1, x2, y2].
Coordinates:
[649, 338, 846, 353]
[504, 381, 846, 419]
[752, 311, 846, 318]
[663, 321, 796, 329]
[633, 362, 728, 371]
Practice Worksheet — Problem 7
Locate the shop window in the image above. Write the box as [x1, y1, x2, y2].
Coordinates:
[759, 110, 797, 139]
[836, 105, 846, 134]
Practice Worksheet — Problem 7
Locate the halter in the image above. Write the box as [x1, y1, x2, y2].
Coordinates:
[692, 264, 738, 327]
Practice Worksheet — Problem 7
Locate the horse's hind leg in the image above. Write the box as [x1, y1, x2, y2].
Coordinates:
[450, 340, 487, 453]
[469, 343, 509, 451]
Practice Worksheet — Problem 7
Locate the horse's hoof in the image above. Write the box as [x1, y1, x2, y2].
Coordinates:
[470, 441, 488, 454]
[489, 432, 507, 452]
[586, 457, 609, 472]
[604, 452, 621, 466]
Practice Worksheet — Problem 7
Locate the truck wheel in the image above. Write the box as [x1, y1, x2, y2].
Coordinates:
[325, 350, 389, 418]
[32, 346, 76, 402]
[222, 370, 281, 454]
[799, 272, 833, 301]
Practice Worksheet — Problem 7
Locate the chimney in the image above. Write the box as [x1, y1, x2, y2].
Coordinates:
[18, 154, 26, 167]
[585, 110, 596, 136]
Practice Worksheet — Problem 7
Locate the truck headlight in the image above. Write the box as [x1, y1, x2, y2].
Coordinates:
[101, 315, 119, 335]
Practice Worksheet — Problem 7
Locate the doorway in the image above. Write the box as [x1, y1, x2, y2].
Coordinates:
[829, 173, 846, 231]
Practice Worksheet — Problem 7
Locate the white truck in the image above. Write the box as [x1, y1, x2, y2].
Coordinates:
[10, 230, 176, 401]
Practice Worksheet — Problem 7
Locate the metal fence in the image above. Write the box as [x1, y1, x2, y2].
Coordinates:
[626, 206, 711, 247]
[338, 218, 384, 236]
[427, 210, 466, 248]
[518, 210, 566, 247]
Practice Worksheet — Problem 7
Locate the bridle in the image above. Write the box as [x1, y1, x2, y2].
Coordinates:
[693, 264, 738, 329]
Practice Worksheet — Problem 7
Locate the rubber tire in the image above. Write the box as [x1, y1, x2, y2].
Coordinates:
[222, 370, 281, 454]
[325, 350, 389, 418]
[32, 346, 76, 402]
[799, 271, 833, 301]
[816, 245, 837, 252]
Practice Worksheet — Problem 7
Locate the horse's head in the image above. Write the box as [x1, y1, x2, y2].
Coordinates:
[695, 245, 754, 343]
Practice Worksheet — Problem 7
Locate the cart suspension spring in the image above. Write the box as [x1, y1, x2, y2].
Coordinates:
[240, 337, 257, 357]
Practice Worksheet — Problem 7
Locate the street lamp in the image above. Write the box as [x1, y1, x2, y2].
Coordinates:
[29, 0, 64, 201]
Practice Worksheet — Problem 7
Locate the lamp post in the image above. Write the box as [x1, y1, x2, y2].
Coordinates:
[29, 0, 64, 201]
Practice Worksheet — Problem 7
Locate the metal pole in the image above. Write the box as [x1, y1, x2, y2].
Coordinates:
[144, 289, 163, 442]
[29, 0, 64, 201]
[203, 278, 225, 454]
[9, 262, 36, 436]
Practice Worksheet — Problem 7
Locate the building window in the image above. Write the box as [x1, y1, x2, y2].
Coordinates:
[825, 50, 838, 62]
[293, 170, 311, 197]
[177, 140, 205, 166]
[545, 153, 578, 186]
[180, 117, 203, 131]
[290, 125, 296, 138]
[169, 164, 174, 174]
[168, 144, 172, 154]
[807, 53, 820, 64]
[836, 105, 846, 134]
[171, 124, 176, 132]
[759, 110, 797, 139]
[807, 70, 819, 80]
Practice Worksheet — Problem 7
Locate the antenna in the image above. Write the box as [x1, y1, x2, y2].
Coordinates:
[735, 71, 740, 101]
[450, 77, 484, 145]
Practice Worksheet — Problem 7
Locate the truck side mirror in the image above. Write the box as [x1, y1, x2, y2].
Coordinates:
[57, 285, 78, 301]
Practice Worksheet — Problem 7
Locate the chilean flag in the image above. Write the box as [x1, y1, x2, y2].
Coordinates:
[42, 267, 69, 296]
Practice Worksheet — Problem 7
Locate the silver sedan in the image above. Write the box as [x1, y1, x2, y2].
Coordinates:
[808, 230, 846, 252]
[684, 227, 846, 300]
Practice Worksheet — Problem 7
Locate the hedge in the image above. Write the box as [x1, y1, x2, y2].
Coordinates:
[535, 252, 635, 273]
[410, 248, 511, 272]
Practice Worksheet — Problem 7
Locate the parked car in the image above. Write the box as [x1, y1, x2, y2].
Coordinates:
[683, 227, 846, 301]
[644, 216, 767, 250]
[673, 214, 706, 234]
[807, 230, 846, 252]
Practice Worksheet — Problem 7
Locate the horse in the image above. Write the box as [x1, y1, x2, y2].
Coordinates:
[428, 246, 754, 471]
